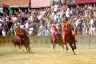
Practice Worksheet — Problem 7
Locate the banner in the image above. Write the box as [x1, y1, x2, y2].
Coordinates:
[0, 0, 29, 7]
[75, 0, 96, 4]
[31, 0, 51, 8]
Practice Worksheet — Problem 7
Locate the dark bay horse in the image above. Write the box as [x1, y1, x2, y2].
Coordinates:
[51, 30, 77, 55]
[12, 29, 31, 53]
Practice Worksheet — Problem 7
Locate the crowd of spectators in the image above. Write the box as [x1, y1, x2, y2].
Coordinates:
[51, 3, 96, 36]
[0, 6, 51, 36]
[0, 2, 96, 37]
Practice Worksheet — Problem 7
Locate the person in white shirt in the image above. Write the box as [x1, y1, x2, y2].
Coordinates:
[25, 21, 29, 30]
[28, 27, 34, 35]
[0, 8, 3, 14]
[37, 24, 45, 36]
[12, 15, 17, 22]
[28, 15, 33, 22]
[2, 27, 6, 36]
[53, 4, 58, 13]
[75, 18, 81, 27]
[89, 17, 95, 35]
[0, 17, 3, 22]
[66, 8, 70, 18]
[53, 13, 58, 23]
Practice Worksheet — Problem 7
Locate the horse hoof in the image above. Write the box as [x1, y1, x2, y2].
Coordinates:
[74, 53, 76, 55]
[66, 48, 68, 50]
[27, 51, 31, 54]
[53, 45, 56, 49]
[19, 47, 21, 49]
[74, 47, 77, 49]
[75, 40, 77, 42]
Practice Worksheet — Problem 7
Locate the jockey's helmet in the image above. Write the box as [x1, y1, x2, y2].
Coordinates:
[20, 25, 24, 29]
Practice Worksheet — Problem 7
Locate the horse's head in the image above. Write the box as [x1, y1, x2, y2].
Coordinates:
[22, 29, 28, 37]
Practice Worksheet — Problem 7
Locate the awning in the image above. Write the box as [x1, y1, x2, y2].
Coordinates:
[75, 0, 96, 4]
[0, 0, 29, 7]
[0, 0, 6, 7]
[31, 0, 51, 8]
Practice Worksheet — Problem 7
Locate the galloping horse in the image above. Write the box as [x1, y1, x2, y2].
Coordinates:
[12, 29, 31, 53]
[51, 25, 77, 55]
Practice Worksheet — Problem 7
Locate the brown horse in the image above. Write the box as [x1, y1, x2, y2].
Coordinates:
[12, 29, 31, 53]
[51, 30, 77, 55]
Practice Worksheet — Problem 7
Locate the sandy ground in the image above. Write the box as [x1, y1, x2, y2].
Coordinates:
[0, 43, 96, 64]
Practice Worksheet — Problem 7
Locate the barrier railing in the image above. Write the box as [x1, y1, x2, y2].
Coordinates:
[0, 36, 96, 48]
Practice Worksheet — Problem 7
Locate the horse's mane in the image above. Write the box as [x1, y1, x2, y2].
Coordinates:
[22, 29, 29, 37]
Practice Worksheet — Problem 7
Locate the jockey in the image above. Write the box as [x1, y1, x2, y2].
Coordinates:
[50, 21, 58, 47]
[61, 17, 70, 45]
[16, 25, 23, 48]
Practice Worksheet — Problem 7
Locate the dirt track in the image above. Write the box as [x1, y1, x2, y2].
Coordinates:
[0, 43, 96, 64]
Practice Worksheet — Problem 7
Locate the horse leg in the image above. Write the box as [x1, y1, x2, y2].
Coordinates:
[60, 44, 64, 53]
[51, 40, 56, 53]
[27, 44, 31, 53]
[18, 38, 22, 49]
[69, 43, 76, 55]
[27, 47, 31, 53]
[14, 44, 16, 47]
[52, 38, 56, 49]
[53, 43, 56, 49]
[24, 43, 31, 53]
[73, 36, 77, 49]
[25, 45, 31, 53]
[65, 44, 68, 50]
[73, 42, 77, 49]
[25, 45, 28, 51]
